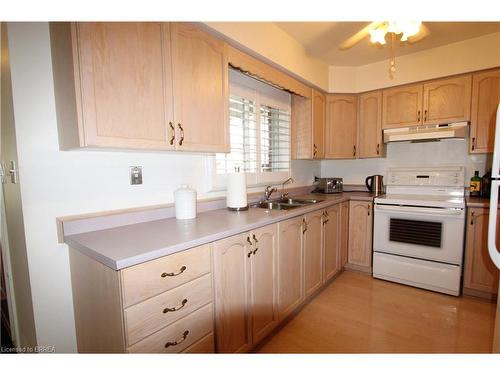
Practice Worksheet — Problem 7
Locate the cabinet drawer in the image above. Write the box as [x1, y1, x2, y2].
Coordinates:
[181, 332, 214, 353]
[127, 303, 213, 353]
[121, 244, 211, 307]
[124, 274, 212, 345]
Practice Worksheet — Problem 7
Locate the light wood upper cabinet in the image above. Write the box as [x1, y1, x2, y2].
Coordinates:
[54, 22, 174, 150]
[50, 22, 229, 152]
[325, 94, 358, 159]
[277, 216, 304, 320]
[291, 94, 313, 159]
[470, 69, 500, 153]
[382, 83, 423, 129]
[464, 208, 500, 297]
[303, 210, 324, 297]
[358, 91, 383, 158]
[249, 225, 278, 344]
[347, 200, 373, 271]
[324, 204, 341, 282]
[340, 201, 349, 269]
[312, 90, 326, 159]
[170, 23, 229, 153]
[212, 233, 252, 353]
[422, 75, 472, 125]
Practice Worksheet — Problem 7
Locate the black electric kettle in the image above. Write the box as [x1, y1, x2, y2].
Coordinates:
[365, 175, 384, 195]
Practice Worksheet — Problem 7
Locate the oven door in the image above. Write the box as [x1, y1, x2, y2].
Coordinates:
[373, 204, 465, 265]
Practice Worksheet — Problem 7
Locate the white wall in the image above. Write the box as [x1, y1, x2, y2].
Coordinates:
[329, 31, 500, 93]
[7, 22, 319, 352]
[321, 139, 489, 185]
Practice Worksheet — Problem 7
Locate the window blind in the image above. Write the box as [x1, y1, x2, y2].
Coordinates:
[260, 105, 291, 172]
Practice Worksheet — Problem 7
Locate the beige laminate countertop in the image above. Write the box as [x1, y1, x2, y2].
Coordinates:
[64, 192, 375, 271]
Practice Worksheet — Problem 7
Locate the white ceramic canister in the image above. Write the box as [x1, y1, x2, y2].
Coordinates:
[174, 185, 197, 220]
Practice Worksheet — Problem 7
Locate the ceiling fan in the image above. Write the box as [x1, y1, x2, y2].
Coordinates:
[339, 21, 431, 78]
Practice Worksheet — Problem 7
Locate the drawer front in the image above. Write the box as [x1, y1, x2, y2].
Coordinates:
[127, 303, 213, 353]
[124, 274, 212, 345]
[181, 332, 214, 354]
[121, 244, 211, 307]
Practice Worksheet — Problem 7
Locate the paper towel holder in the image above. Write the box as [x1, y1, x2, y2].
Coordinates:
[227, 166, 249, 212]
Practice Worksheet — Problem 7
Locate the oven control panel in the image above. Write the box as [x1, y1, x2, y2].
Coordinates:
[387, 166, 465, 187]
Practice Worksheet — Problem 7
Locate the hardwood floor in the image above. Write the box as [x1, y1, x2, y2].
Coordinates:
[257, 271, 498, 353]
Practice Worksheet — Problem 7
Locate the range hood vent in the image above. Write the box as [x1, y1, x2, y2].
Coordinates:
[383, 122, 469, 143]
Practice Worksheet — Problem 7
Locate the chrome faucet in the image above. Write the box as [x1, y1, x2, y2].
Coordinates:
[264, 185, 277, 200]
[280, 177, 295, 199]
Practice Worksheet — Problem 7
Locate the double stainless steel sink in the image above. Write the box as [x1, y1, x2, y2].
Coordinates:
[250, 197, 324, 210]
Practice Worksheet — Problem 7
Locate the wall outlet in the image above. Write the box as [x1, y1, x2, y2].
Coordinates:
[130, 166, 143, 185]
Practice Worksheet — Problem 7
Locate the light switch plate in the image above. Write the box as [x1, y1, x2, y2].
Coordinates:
[130, 166, 143, 185]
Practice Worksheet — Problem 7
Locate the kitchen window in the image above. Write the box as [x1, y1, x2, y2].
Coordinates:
[207, 70, 291, 190]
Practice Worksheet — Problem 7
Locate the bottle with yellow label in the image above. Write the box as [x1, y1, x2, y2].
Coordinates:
[470, 170, 481, 197]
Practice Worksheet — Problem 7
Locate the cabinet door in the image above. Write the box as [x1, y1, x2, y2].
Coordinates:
[422, 75, 472, 125]
[464, 208, 500, 295]
[277, 216, 304, 320]
[382, 84, 423, 129]
[304, 210, 324, 297]
[249, 224, 278, 344]
[340, 201, 349, 268]
[324, 204, 341, 282]
[171, 23, 229, 153]
[291, 94, 313, 159]
[312, 89, 326, 159]
[76, 22, 173, 149]
[358, 91, 383, 158]
[212, 233, 252, 353]
[470, 69, 500, 153]
[348, 201, 373, 270]
[325, 95, 358, 159]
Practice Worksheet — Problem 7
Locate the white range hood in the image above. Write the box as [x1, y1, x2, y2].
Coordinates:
[383, 122, 469, 143]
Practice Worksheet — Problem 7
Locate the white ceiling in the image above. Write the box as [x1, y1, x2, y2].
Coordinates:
[275, 22, 500, 66]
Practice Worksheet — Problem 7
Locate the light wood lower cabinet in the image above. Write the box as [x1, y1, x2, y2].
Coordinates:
[69, 243, 214, 353]
[212, 224, 278, 352]
[324, 204, 341, 282]
[464, 208, 500, 298]
[340, 201, 350, 268]
[347, 200, 373, 272]
[304, 210, 324, 297]
[277, 216, 305, 320]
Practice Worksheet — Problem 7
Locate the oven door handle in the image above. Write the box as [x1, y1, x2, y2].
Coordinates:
[375, 204, 464, 217]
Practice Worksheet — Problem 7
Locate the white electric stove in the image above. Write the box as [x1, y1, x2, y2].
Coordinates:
[373, 166, 466, 296]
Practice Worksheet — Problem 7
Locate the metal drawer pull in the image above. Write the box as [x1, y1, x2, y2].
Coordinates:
[376, 144, 380, 155]
[169, 122, 175, 145]
[246, 236, 252, 245]
[252, 234, 258, 243]
[417, 110, 421, 121]
[302, 218, 308, 234]
[161, 266, 187, 278]
[247, 251, 252, 258]
[424, 109, 428, 122]
[163, 298, 188, 313]
[253, 247, 258, 255]
[470, 211, 475, 225]
[178, 123, 184, 146]
[471, 137, 476, 151]
[164, 330, 189, 348]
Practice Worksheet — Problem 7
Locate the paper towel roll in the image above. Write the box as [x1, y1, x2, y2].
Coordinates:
[227, 170, 248, 210]
[174, 185, 197, 220]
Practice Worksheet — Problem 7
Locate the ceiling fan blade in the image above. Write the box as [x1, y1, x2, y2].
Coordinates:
[339, 22, 383, 50]
[408, 23, 430, 43]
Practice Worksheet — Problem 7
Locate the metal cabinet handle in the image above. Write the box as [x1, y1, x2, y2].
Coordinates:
[163, 298, 188, 313]
[253, 248, 259, 255]
[246, 236, 252, 245]
[168, 122, 175, 145]
[424, 109, 428, 122]
[164, 330, 189, 348]
[471, 137, 476, 151]
[417, 110, 421, 122]
[178, 123, 184, 146]
[161, 265, 187, 278]
[376, 144, 380, 155]
[353, 145, 356, 157]
[252, 234, 258, 243]
[313, 144, 317, 157]
[368, 204, 371, 216]
[247, 251, 252, 258]
[470, 211, 475, 225]
[302, 218, 308, 234]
